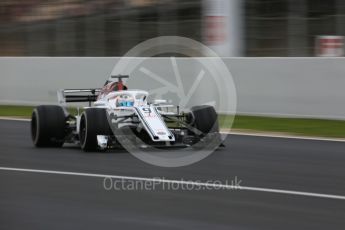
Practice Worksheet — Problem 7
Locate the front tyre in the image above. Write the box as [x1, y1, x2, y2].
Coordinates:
[190, 105, 219, 135]
[79, 108, 111, 152]
[188, 105, 222, 149]
[31, 105, 66, 147]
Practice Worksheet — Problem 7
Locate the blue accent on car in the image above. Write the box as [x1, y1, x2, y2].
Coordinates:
[119, 101, 134, 107]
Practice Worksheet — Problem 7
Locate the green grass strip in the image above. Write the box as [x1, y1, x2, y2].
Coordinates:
[1, 105, 345, 138]
[221, 115, 345, 138]
[0, 105, 34, 117]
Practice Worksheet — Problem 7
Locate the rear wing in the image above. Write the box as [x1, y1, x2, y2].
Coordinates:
[57, 89, 101, 106]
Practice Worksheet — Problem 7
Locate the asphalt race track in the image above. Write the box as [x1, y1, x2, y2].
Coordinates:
[1, 119, 345, 229]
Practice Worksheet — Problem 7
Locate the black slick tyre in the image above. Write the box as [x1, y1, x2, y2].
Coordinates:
[31, 105, 66, 147]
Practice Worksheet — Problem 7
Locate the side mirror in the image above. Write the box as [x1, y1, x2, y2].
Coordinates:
[153, 99, 167, 104]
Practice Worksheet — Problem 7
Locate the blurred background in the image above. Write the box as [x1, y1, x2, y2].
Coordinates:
[0, 0, 344, 57]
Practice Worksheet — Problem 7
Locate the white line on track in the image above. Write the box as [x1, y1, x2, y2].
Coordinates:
[0, 117, 30, 122]
[224, 131, 345, 143]
[2, 116, 345, 143]
[1, 166, 345, 201]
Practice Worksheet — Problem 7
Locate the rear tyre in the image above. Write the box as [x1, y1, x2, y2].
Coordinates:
[31, 105, 66, 147]
[79, 108, 112, 152]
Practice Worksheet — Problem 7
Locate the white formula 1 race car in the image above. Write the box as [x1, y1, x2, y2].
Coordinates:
[31, 75, 221, 151]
